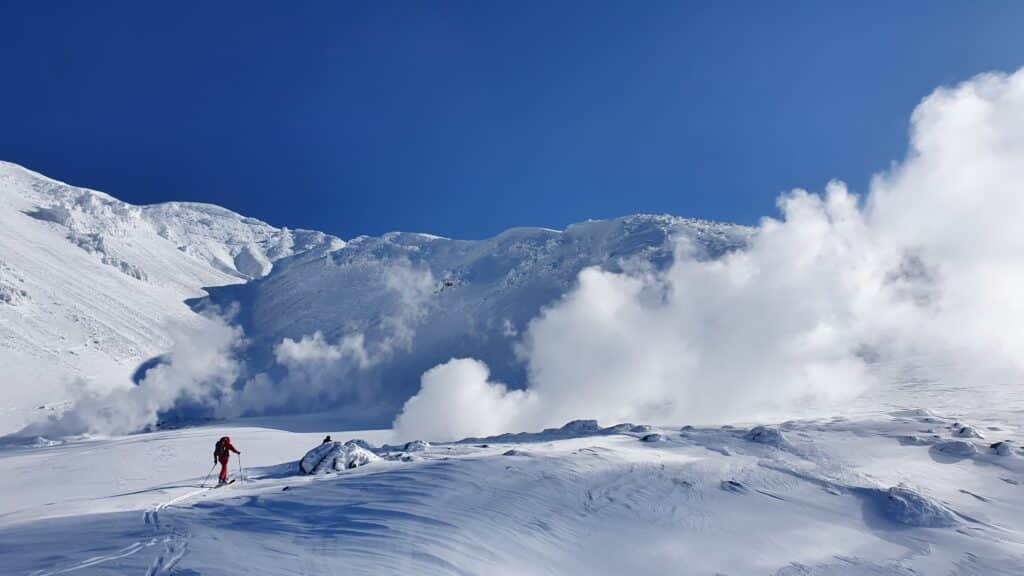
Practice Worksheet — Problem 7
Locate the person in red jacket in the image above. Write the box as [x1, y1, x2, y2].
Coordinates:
[214, 436, 240, 485]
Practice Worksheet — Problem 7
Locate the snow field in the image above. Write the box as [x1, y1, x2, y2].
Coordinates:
[2, 410, 1023, 575]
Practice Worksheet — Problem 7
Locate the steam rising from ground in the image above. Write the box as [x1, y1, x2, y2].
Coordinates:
[396, 70, 1024, 441]
[24, 260, 434, 437]
[22, 315, 243, 436]
[19, 70, 1024, 440]
[394, 359, 537, 440]
[224, 259, 435, 417]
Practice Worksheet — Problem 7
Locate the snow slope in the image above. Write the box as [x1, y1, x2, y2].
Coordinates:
[2, 162, 1024, 574]
[199, 215, 751, 422]
[0, 161, 752, 433]
[2, 410, 1023, 575]
[0, 162, 342, 433]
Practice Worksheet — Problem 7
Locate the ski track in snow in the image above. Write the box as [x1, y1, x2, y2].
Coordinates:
[28, 539, 155, 576]
[139, 487, 213, 576]
[26, 480, 211, 576]
[3, 414, 1024, 575]
[3, 162, 1024, 573]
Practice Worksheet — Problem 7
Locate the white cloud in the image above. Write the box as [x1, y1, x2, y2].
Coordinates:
[24, 314, 243, 437]
[395, 69, 1024, 440]
[227, 258, 436, 416]
[27, 70, 1024, 441]
[21, 257, 437, 436]
[393, 358, 536, 442]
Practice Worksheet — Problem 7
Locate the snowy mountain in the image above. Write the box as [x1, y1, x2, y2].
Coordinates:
[197, 214, 751, 425]
[4, 113, 1024, 573]
[0, 161, 342, 432]
[0, 161, 750, 433]
[5, 65, 1024, 576]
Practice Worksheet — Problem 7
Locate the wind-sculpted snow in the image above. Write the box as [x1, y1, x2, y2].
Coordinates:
[991, 441, 1018, 456]
[299, 440, 380, 474]
[953, 423, 985, 439]
[3, 412, 1024, 575]
[881, 485, 958, 527]
[932, 440, 980, 460]
[744, 425, 793, 450]
[400, 439, 431, 452]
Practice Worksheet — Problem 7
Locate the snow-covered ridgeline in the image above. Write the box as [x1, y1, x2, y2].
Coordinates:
[0, 159, 753, 435]
[0, 162, 342, 433]
[194, 213, 751, 424]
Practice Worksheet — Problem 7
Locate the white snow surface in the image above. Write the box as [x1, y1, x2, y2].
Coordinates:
[6, 67, 1024, 573]
[0, 162, 342, 433]
[0, 160, 752, 433]
[198, 207, 751, 422]
[299, 439, 380, 474]
[2, 412, 1024, 575]
[2, 156, 1024, 572]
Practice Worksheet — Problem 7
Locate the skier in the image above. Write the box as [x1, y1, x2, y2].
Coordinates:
[214, 436, 240, 485]
[322, 435, 332, 445]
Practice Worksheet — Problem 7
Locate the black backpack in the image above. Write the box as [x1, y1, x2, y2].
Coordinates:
[214, 437, 229, 458]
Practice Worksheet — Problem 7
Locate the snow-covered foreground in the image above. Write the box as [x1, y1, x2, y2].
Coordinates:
[3, 411, 1024, 575]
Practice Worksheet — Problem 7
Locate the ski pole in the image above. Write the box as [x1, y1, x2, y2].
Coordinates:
[237, 454, 244, 483]
[201, 462, 217, 488]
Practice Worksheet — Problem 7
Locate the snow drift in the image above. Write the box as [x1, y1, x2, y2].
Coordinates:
[299, 440, 380, 474]
[7, 413, 1024, 575]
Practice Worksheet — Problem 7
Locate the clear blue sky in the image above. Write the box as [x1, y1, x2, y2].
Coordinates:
[2, 1, 1023, 239]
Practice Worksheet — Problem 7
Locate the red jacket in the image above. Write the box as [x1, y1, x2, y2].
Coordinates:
[214, 437, 240, 462]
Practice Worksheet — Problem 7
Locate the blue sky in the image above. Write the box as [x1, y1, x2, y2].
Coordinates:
[2, 1, 1023, 239]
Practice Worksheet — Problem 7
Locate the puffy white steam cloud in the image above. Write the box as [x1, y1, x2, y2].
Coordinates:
[23, 259, 435, 436]
[23, 314, 243, 436]
[24, 71, 1024, 441]
[394, 70, 1024, 440]
[225, 258, 436, 416]
[393, 358, 536, 441]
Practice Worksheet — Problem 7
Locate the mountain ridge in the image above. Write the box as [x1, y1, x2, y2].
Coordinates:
[0, 162, 341, 432]
[0, 160, 750, 433]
